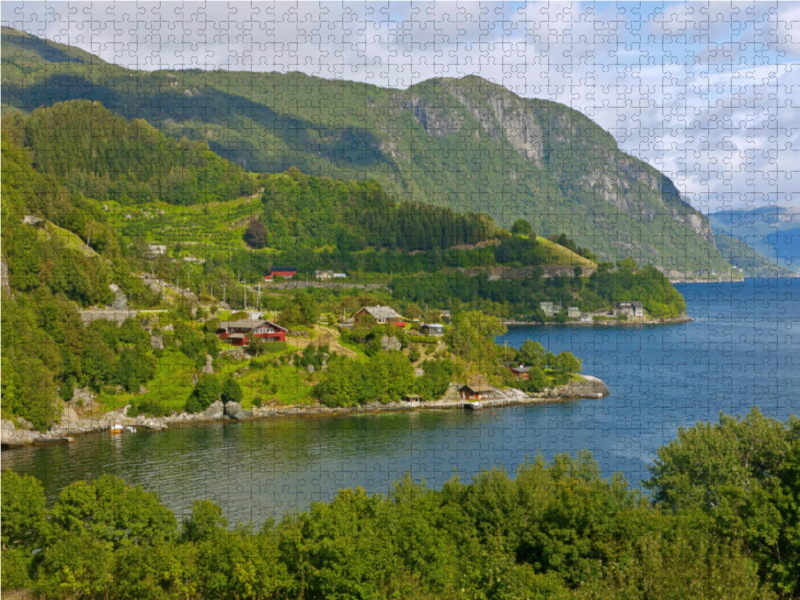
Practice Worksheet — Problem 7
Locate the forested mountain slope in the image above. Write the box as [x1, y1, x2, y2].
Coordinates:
[1, 26, 734, 277]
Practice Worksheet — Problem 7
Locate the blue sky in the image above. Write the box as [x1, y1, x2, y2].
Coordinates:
[3, 1, 799, 212]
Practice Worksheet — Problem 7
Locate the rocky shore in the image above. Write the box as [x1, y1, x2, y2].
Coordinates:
[1, 376, 610, 449]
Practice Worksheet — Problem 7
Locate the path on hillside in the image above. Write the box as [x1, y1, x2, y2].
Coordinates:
[286, 325, 358, 359]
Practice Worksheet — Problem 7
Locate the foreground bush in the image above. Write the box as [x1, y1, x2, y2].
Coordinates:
[3, 410, 795, 599]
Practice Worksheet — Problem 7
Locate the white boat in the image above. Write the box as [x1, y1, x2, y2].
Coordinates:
[110, 423, 124, 434]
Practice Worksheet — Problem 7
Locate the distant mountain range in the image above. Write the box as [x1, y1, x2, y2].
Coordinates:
[0, 26, 747, 277]
[709, 207, 800, 275]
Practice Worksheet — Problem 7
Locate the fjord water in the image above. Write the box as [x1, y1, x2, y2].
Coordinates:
[5, 278, 800, 524]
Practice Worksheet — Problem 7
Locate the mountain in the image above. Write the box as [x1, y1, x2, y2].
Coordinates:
[708, 207, 800, 275]
[1, 26, 735, 278]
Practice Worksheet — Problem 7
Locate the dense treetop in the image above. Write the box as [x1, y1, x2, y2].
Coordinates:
[260, 167, 496, 251]
[4, 101, 258, 205]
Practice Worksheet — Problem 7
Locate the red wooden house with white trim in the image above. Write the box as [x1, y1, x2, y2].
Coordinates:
[216, 319, 287, 346]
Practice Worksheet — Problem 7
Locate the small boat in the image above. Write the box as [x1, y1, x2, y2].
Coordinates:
[126, 426, 137, 433]
[110, 423, 124, 434]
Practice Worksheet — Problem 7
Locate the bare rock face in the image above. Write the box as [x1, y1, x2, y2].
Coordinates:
[306, 364, 315, 374]
[16, 417, 34, 430]
[191, 373, 199, 386]
[109, 283, 128, 310]
[1, 419, 36, 447]
[150, 335, 164, 350]
[380, 335, 401, 351]
[202, 355, 214, 374]
[225, 402, 252, 420]
[1, 257, 9, 294]
[61, 407, 80, 424]
[200, 401, 225, 420]
[563, 375, 610, 398]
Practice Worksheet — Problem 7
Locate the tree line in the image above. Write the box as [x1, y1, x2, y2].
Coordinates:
[390, 259, 686, 319]
[6, 408, 797, 599]
[255, 167, 496, 252]
[3, 101, 258, 206]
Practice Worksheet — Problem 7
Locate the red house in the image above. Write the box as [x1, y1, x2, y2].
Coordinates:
[458, 385, 493, 400]
[217, 319, 287, 346]
[266, 267, 297, 280]
[508, 365, 531, 380]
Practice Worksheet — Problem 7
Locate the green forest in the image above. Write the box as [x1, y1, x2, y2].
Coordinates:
[390, 261, 687, 319]
[4, 101, 259, 205]
[258, 168, 496, 251]
[4, 409, 799, 599]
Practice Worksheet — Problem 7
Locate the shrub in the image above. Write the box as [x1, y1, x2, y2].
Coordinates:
[128, 398, 170, 418]
[184, 396, 202, 414]
[189, 373, 221, 410]
[220, 376, 243, 405]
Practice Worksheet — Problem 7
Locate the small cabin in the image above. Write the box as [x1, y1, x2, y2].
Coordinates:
[402, 394, 421, 406]
[617, 301, 645, 317]
[458, 384, 492, 401]
[353, 305, 404, 326]
[420, 323, 444, 337]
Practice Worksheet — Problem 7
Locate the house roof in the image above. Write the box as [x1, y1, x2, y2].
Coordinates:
[359, 306, 401, 320]
[218, 319, 287, 332]
[631, 301, 644, 308]
[422, 323, 444, 328]
[510, 366, 531, 373]
[460, 384, 493, 393]
[227, 333, 248, 340]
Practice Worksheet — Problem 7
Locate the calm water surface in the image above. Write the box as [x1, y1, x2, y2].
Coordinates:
[5, 278, 800, 524]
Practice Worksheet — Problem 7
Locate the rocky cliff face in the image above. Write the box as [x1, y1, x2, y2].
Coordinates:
[388, 76, 723, 271]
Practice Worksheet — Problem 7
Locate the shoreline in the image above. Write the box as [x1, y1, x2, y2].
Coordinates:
[503, 314, 693, 327]
[1, 377, 610, 449]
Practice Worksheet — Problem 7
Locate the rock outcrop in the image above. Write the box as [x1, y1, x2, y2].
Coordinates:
[561, 375, 610, 399]
[200, 401, 225, 420]
[225, 402, 252, 420]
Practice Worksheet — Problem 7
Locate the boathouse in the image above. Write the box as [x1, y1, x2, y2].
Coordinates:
[458, 384, 493, 400]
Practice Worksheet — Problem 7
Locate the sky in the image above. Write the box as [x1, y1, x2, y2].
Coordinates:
[3, 1, 800, 213]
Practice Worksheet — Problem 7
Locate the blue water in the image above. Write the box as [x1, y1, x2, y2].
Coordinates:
[5, 278, 800, 524]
